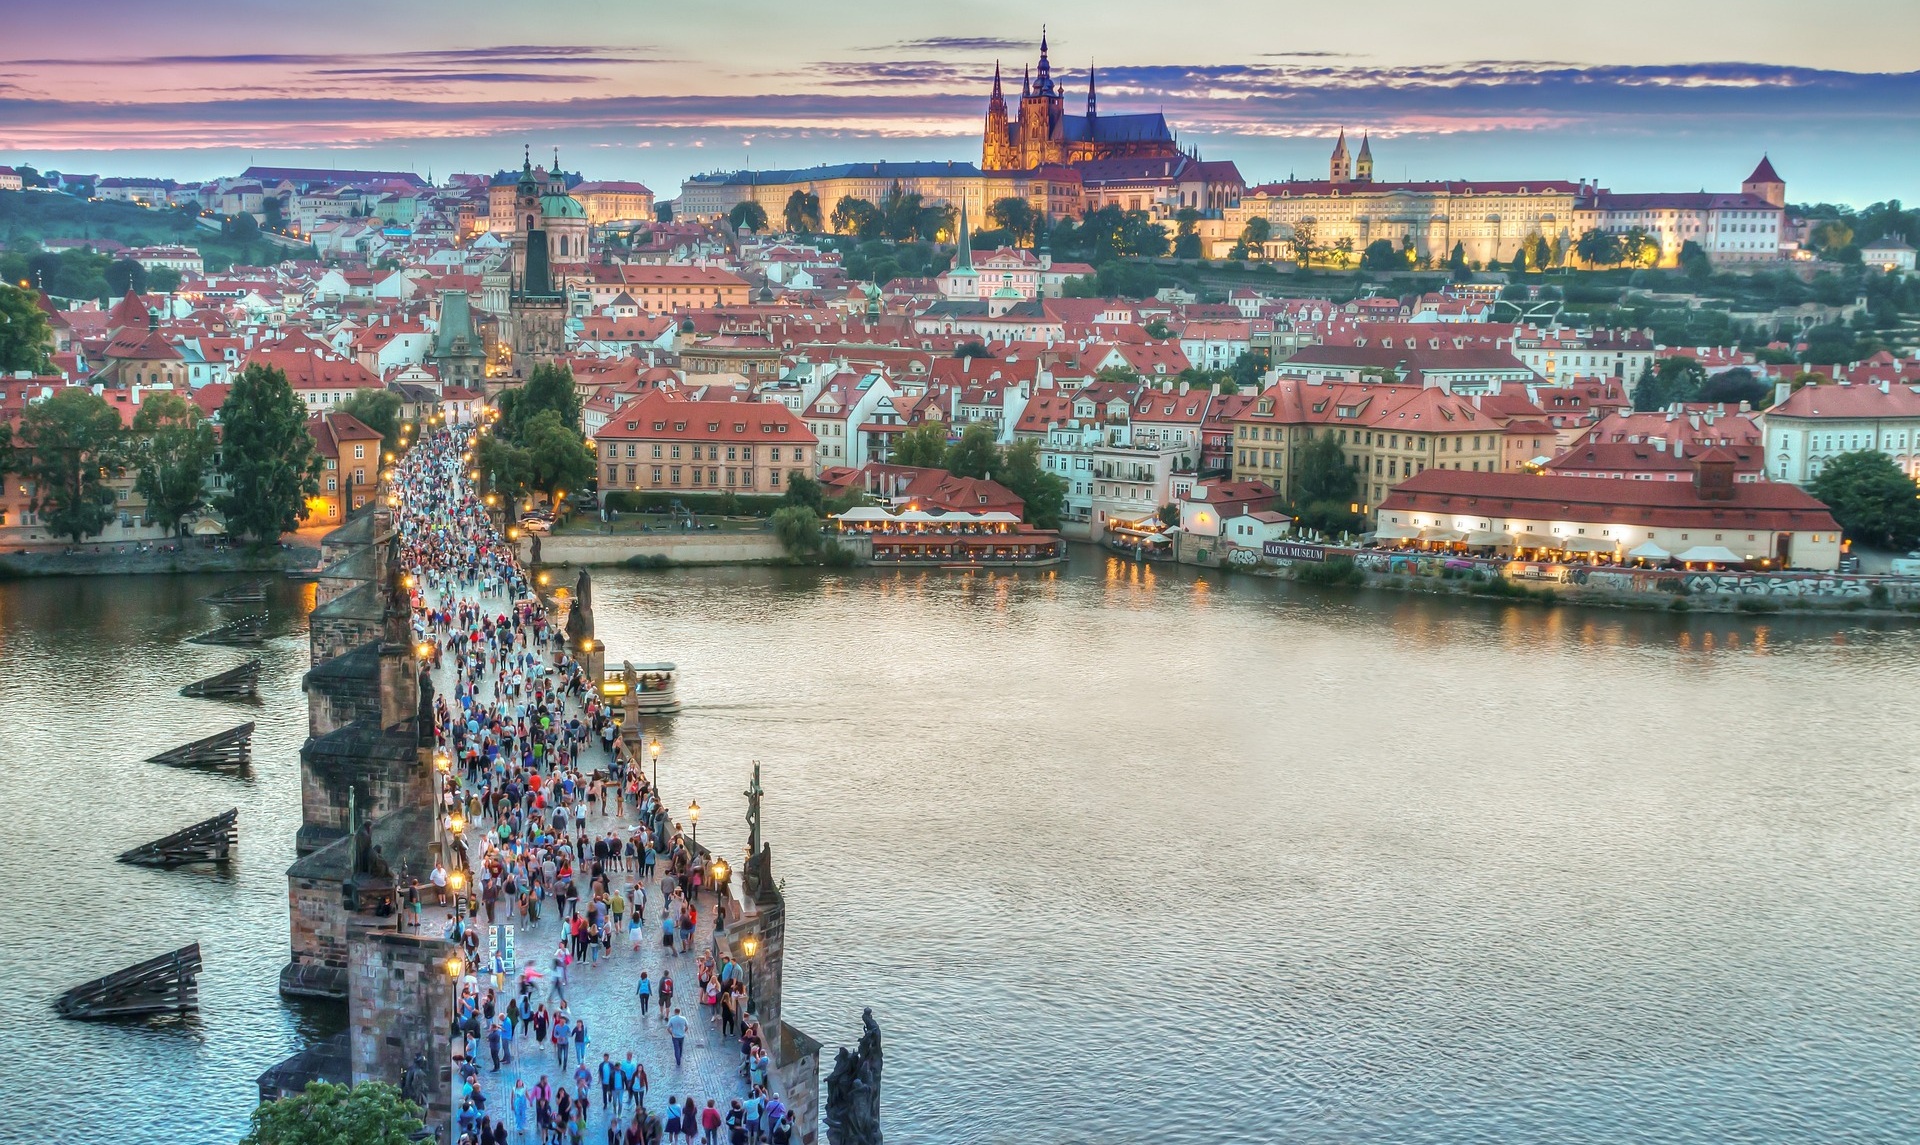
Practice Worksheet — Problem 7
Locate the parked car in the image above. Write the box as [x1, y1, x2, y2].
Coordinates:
[518, 516, 552, 535]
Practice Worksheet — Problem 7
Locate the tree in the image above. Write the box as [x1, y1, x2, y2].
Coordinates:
[1143, 317, 1173, 340]
[995, 437, 1066, 530]
[1448, 241, 1470, 279]
[131, 392, 215, 535]
[771, 504, 823, 557]
[0, 284, 55, 373]
[943, 424, 1000, 479]
[1525, 233, 1551, 273]
[1173, 207, 1203, 259]
[1632, 356, 1708, 411]
[339, 388, 404, 459]
[782, 190, 821, 235]
[891, 420, 949, 468]
[728, 201, 769, 234]
[782, 472, 826, 514]
[1809, 450, 1920, 551]
[241, 1081, 424, 1145]
[1331, 237, 1354, 269]
[1621, 226, 1660, 268]
[1288, 219, 1318, 267]
[498, 363, 581, 441]
[654, 202, 674, 223]
[1810, 219, 1854, 254]
[520, 409, 596, 505]
[989, 197, 1037, 246]
[13, 387, 127, 541]
[1575, 227, 1623, 268]
[1678, 240, 1713, 281]
[953, 340, 994, 359]
[1239, 217, 1273, 259]
[831, 196, 880, 239]
[149, 266, 183, 293]
[105, 259, 148, 297]
[1359, 239, 1400, 271]
[1230, 350, 1272, 392]
[1288, 430, 1362, 533]
[216, 363, 322, 542]
[1698, 367, 1770, 407]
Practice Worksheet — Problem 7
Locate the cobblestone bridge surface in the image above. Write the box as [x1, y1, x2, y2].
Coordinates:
[404, 459, 781, 1143]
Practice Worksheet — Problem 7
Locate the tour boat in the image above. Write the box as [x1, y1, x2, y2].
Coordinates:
[601, 661, 682, 715]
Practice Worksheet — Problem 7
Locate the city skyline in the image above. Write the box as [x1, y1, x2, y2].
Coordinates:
[3, 1, 1919, 202]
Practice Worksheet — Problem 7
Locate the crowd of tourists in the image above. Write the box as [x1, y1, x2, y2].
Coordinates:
[389, 426, 793, 1145]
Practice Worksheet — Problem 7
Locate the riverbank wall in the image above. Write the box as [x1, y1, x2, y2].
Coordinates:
[526, 531, 787, 567]
[0, 541, 320, 579]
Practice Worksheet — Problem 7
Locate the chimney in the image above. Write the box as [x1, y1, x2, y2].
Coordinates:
[1774, 379, 1791, 406]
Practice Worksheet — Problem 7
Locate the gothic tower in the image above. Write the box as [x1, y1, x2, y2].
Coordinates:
[1329, 130, 1351, 183]
[1355, 132, 1373, 183]
[1742, 155, 1785, 208]
[983, 61, 1013, 170]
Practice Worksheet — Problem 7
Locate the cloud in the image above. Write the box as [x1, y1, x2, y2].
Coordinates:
[3, 60, 1915, 157]
[308, 69, 602, 85]
[878, 36, 1030, 53]
[4, 45, 668, 68]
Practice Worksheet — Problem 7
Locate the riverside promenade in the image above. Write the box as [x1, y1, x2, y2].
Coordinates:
[391, 430, 803, 1145]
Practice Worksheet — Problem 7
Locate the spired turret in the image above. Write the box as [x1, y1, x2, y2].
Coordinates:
[1355, 132, 1374, 184]
[1329, 129, 1351, 183]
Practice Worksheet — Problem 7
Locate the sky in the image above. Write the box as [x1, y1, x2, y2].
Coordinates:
[3, 0, 1918, 206]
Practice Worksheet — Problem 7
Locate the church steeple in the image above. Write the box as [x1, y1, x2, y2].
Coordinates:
[956, 206, 972, 270]
[1087, 63, 1098, 121]
[989, 60, 1005, 112]
[1035, 26, 1054, 96]
[1355, 132, 1373, 183]
[1022, 64, 1031, 98]
[1329, 129, 1351, 182]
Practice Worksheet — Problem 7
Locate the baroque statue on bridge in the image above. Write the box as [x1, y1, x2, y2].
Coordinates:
[825, 1007, 883, 1145]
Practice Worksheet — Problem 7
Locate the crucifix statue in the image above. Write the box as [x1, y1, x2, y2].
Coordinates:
[744, 761, 763, 859]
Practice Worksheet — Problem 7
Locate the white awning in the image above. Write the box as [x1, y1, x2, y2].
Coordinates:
[1511, 532, 1555, 549]
[1465, 530, 1510, 547]
[1557, 536, 1615, 553]
[1419, 527, 1466, 543]
[1626, 540, 1672, 561]
[1674, 545, 1745, 564]
[1372, 522, 1420, 540]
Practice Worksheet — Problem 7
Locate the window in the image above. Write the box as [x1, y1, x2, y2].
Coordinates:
[770, 447, 781, 462]
[651, 444, 662, 459]
[352, 444, 365, 460]
[670, 466, 682, 485]
[670, 445, 681, 460]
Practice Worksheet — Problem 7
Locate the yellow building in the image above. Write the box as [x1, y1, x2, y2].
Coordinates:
[679, 161, 1083, 232]
[573, 181, 655, 227]
[1233, 380, 1506, 511]
[1223, 137, 1582, 267]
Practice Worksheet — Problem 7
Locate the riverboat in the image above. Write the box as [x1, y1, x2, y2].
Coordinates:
[601, 661, 682, 714]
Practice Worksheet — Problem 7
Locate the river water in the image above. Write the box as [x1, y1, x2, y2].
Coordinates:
[2, 555, 1917, 1144]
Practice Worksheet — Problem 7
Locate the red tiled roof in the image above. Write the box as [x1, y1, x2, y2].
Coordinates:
[1380, 468, 1838, 531]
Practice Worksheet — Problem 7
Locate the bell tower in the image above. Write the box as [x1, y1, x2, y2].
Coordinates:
[983, 61, 1013, 170]
[1355, 132, 1374, 183]
[1329, 130, 1351, 183]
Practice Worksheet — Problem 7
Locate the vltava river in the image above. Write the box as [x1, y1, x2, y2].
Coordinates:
[2, 554, 1916, 1143]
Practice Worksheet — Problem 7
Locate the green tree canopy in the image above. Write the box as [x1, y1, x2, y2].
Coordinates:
[520, 408, 596, 505]
[1294, 430, 1357, 506]
[1809, 450, 1920, 550]
[1173, 207, 1203, 259]
[132, 391, 216, 535]
[105, 259, 148, 297]
[1632, 356, 1708, 411]
[1359, 239, 1399, 271]
[1231, 350, 1272, 392]
[339, 388, 404, 460]
[831, 196, 881, 239]
[728, 201, 769, 234]
[994, 438, 1066, 530]
[0, 284, 56, 373]
[1576, 228, 1624, 268]
[988, 197, 1037, 246]
[891, 420, 949, 468]
[943, 423, 1001, 479]
[216, 363, 322, 542]
[241, 1081, 424, 1145]
[783, 189, 822, 234]
[781, 472, 826, 514]
[497, 363, 581, 442]
[14, 387, 127, 541]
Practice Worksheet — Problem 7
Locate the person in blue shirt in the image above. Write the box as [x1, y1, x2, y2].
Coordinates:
[666, 1008, 689, 1066]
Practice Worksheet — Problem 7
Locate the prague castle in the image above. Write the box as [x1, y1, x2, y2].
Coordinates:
[981, 31, 1181, 171]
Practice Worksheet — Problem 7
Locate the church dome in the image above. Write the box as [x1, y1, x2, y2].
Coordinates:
[540, 193, 587, 220]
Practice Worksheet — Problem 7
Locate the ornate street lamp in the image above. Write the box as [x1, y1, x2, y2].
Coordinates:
[688, 799, 701, 851]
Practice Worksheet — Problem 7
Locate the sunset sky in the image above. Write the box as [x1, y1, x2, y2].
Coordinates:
[4, 0, 1917, 203]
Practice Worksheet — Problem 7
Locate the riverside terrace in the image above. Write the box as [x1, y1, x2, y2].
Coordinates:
[380, 429, 842, 1144]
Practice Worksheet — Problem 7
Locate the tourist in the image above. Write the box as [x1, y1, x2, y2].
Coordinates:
[700, 1099, 722, 1145]
[667, 1008, 689, 1066]
[636, 971, 652, 1015]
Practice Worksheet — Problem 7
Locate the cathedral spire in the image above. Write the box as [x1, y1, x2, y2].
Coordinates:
[989, 60, 1005, 111]
[1035, 26, 1053, 96]
[1087, 62, 1098, 120]
[956, 205, 972, 270]
[1022, 64, 1031, 98]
